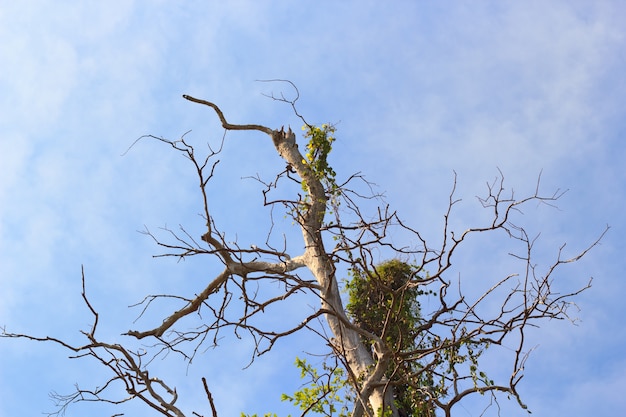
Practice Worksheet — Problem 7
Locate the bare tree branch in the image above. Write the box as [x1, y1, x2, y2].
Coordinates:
[2, 89, 607, 417]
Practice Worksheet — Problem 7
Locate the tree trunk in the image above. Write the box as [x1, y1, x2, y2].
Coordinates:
[271, 127, 398, 417]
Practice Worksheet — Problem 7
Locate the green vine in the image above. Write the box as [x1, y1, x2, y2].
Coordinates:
[344, 260, 494, 416]
[243, 260, 494, 417]
[346, 260, 438, 417]
[301, 124, 338, 197]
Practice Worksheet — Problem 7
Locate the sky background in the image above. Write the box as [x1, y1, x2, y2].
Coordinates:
[1, 1, 625, 416]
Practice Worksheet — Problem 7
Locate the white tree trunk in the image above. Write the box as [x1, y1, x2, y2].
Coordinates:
[271, 128, 397, 417]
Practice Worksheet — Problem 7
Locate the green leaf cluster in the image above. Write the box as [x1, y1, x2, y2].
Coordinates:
[244, 260, 495, 417]
[243, 357, 348, 417]
[346, 260, 423, 349]
[281, 357, 349, 417]
[301, 124, 338, 196]
[346, 260, 437, 417]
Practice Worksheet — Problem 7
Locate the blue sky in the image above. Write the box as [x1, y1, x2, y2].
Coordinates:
[1, 1, 625, 416]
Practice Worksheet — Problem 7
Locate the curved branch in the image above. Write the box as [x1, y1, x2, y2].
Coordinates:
[183, 94, 273, 135]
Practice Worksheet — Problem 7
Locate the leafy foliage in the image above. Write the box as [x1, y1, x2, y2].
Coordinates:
[282, 358, 350, 417]
[346, 260, 438, 417]
[301, 124, 338, 197]
[243, 357, 349, 417]
[346, 260, 422, 346]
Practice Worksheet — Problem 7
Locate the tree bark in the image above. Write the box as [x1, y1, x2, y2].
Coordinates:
[270, 127, 396, 417]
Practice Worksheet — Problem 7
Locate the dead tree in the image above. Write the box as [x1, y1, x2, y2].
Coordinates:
[2, 84, 607, 417]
